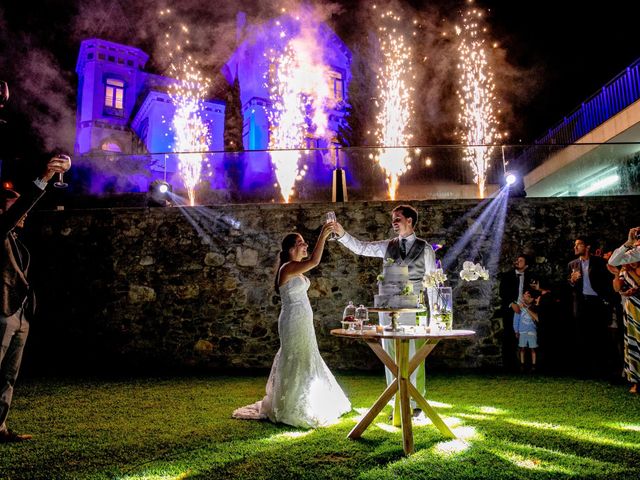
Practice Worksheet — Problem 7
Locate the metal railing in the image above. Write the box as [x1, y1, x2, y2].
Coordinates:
[517, 57, 640, 172]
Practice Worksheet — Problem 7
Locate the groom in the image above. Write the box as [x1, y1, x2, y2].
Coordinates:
[334, 205, 435, 415]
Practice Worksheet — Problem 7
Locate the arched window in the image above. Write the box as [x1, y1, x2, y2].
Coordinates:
[101, 140, 122, 152]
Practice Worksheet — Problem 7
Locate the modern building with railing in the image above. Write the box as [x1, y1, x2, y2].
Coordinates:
[517, 57, 640, 197]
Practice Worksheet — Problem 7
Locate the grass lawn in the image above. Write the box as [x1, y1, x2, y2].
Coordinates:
[1, 372, 640, 479]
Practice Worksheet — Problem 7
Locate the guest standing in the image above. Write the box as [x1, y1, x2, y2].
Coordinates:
[609, 227, 640, 393]
[512, 289, 539, 372]
[568, 236, 613, 377]
[0, 155, 71, 443]
[499, 254, 534, 371]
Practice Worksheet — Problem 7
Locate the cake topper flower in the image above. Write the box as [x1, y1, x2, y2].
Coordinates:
[423, 268, 448, 288]
[401, 283, 414, 295]
[459, 261, 490, 281]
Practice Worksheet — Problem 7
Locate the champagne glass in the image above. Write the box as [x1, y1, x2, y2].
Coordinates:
[570, 266, 581, 283]
[325, 211, 337, 241]
[53, 154, 70, 189]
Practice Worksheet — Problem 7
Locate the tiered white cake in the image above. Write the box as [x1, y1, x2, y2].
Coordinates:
[374, 264, 419, 308]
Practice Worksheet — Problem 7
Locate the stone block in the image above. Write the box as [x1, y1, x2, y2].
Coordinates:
[128, 285, 156, 303]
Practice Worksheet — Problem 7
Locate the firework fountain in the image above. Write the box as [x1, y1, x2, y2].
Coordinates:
[456, 5, 501, 199]
[372, 6, 415, 200]
[162, 9, 211, 206]
[267, 15, 333, 203]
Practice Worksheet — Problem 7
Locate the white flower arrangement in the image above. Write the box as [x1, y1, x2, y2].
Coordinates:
[423, 268, 448, 288]
[459, 261, 490, 281]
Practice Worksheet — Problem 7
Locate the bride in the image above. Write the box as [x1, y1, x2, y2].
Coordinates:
[233, 223, 351, 428]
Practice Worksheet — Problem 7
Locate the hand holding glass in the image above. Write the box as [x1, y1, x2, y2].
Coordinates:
[53, 154, 71, 188]
[570, 268, 581, 283]
[325, 211, 337, 241]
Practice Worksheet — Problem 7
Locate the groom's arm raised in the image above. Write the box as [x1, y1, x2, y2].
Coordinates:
[334, 222, 389, 258]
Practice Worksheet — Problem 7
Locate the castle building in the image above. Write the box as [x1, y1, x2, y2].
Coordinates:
[74, 13, 351, 198]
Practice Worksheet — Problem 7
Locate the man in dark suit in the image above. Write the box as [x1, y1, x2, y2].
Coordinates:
[0, 154, 70, 443]
[568, 235, 613, 377]
[499, 254, 535, 371]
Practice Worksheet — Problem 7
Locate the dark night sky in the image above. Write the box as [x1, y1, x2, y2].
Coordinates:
[0, 0, 639, 163]
[480, 0, 640, 142]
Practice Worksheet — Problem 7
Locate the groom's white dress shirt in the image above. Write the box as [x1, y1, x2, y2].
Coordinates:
[338, 232, 436, 276]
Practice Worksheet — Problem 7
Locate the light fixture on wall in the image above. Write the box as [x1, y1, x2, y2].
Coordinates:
[148, 179, 173, 207]
[504, 171, 517, 186]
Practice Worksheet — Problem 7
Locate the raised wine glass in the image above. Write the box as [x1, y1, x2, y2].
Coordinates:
[325, 211, 337, 241]
[53, 154, 70, 188]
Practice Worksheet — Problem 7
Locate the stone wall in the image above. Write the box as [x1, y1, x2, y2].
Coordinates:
[22, 196, 640, 374]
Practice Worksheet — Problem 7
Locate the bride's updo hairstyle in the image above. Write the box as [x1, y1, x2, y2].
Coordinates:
[274, 233, 300, 294]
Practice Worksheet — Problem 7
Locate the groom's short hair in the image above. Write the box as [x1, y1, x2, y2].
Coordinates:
[392, 205, 418, 228]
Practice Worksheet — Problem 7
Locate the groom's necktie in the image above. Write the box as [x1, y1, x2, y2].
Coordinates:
[400, 238, 407, 259]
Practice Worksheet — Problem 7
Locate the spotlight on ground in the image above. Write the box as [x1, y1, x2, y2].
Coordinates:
[148, 180, 173, 207]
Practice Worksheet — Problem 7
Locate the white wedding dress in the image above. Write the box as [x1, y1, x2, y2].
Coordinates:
[233, 275, 351, 428]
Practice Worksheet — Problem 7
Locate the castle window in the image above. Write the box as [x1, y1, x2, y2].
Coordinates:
[104, 78, 124, 110]
[101, 140, 122, 152]
[327, 69, 344, 100]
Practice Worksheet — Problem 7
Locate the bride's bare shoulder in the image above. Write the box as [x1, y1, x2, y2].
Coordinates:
[279, 262, 306, 288]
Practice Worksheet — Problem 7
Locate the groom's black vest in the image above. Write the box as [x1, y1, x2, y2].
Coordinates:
[385, 237, 428, 287]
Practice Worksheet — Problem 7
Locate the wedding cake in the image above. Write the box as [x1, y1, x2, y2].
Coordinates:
[374, 263, 419, 308]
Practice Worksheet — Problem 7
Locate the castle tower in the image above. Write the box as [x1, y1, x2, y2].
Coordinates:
[75, 39, 149, 155]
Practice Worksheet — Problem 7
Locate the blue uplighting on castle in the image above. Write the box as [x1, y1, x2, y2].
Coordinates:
[74, 11, 351, 198]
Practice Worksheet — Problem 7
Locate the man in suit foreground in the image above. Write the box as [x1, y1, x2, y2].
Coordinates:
[0, 154, 71, 443]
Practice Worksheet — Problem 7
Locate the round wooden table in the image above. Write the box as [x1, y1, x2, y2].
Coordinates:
[331, 328, 475, 455]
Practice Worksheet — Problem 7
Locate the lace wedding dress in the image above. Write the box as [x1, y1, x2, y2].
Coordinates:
[233, 275, 351, 428]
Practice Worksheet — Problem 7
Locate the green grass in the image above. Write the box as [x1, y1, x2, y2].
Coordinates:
[2, 373, 640, 479]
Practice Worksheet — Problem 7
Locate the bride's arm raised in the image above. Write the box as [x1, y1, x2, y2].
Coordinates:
[279, 223, 334, 286]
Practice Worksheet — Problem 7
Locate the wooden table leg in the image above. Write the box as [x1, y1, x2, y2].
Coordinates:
[408, 382, 455, 439]
[364, 338, 398, 377]
[392, 342, 402, 427]
[393, 339, 437, 427]
[354, 335, 452, 454]
[348, 381, 398, 439]
[408, 339, 438, 375]
[351, 338, 399, 438]
[396, 339, 414, 455]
